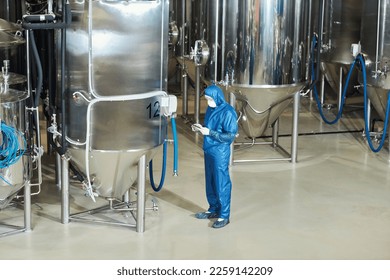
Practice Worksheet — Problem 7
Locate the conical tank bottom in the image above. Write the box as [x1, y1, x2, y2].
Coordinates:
[366, 86, 389, 121]
[69, 147, 159, 199]
[229, 84, 305, 138]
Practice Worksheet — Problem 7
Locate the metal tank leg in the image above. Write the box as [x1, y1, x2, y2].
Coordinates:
[291, 91, 300, 163]
[55, 152, 62, 188]
[321, 72, 325, 105]
[61, 156, 70, 224]
[338, 66, 343, 110]
[24, 181, 32, 232]
[136, 154, 146, 233]
[195, 66, 201, 124]
[182, 67, 188, 116]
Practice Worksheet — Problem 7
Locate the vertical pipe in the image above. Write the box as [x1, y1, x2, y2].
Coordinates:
[182, 68, 188, 116]
[137, 154, 146, 233]
[55, 152, 62, 187]
[291, 92, 300, 163]
[375, 0, 382, 76]
[61, 157, 69, 224]
[214, 0, 219, 81]
[195, 66, 201, 123]
[338, 66, 343, 110]
[24, 181, 32, 231]
[320, 72, 325, 104]
[229, 91, 235, 167]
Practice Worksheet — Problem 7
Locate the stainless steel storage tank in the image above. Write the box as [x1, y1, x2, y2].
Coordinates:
[63, 0, 169, 199]
[173, 0, 311, 139]
[315, 0, 363, 99]
[360, 0, 390, 121]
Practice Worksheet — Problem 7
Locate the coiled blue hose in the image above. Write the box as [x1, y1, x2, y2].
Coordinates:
[358, 54, 390, 153]
[311, 35, 356, 125]
[311, 33, 390, 152]
[149, 117, 179, 192]
[149, 140, 167, 192]
[0, 121, 26, 184]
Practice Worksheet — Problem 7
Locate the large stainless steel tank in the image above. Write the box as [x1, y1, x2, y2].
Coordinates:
[64, 0, 169, 198]
[173, 0, 311, 138]
[0, 5, 28, 209]
[315, 0, 363, 96]
[360, 0, 390, 120]
[0, 90, 28, 209]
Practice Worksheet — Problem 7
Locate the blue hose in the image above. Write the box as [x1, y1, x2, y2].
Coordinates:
[311, 35, 355, 125]
[149, 140, 167, 192]
[0, 122, 26, 185]
[149, 116, 179, 192]
[171, 117, 178, 176]
[358, 54, 390, 153]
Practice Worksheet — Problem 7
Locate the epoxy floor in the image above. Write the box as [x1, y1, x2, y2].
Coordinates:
[1, 95, 390, 260]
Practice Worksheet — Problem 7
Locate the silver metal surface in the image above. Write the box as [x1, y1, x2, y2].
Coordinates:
[63, 0, 169, 199]
[0, 92, 28, 209]
[313, 0, 363, 98]
[174, 0, 310, 141]
[360, 0, 390, 119]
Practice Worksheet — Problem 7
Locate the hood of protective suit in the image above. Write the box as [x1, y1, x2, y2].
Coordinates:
[204, 85, 226, 106]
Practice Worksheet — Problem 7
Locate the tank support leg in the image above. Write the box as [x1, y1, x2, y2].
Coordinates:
[24, 181, 32, 232]
[182, 67, 188, 116]
[61, 155, 70, 224]
[291, 91, 300, 163]
[136, 154, 146, 233]
[338, 66, 343, 110]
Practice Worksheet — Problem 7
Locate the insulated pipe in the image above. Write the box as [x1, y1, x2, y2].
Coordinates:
[137, 154, 146, 233]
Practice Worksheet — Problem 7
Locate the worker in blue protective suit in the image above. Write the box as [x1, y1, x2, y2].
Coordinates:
[191, 84, 238, 229]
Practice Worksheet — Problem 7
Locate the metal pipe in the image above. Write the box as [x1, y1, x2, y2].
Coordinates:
[61, 156, 69, 224]
[195, 66, 201, 123]
[24, 181, 31, 231]
[291, 91, 299, 163]
[214, 0, 219, 81]
[321, 72, 325, 104]
[338, 66, 343, 110]
[136, 154, 146, 233]
[56, 152, 62, 187]
[182, 68, 188, 116]
[375, 0, 382, 76]
[229, 91, 235, 167]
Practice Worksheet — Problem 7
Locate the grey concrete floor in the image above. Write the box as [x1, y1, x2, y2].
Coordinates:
[0, 95, 390, 260]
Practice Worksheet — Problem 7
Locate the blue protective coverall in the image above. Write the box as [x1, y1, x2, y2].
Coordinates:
[203, 85, 238, 220]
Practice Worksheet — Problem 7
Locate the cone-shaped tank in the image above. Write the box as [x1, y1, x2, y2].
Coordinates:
[63, 0, 169, 199]
[172, 0, 311, 138]
[360, 0, 390, 120]
[313, 0, 363, 97]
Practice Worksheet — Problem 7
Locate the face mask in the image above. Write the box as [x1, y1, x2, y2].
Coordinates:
[205, 96, 216, 108]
